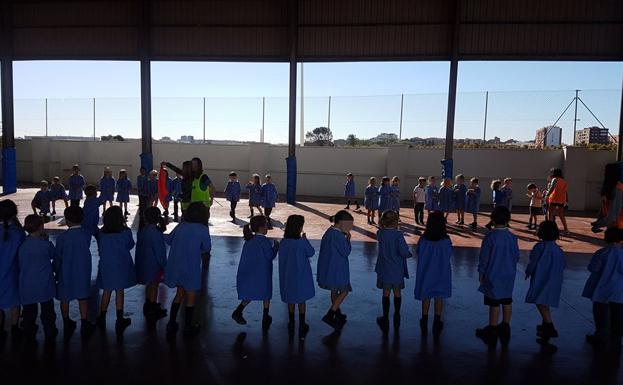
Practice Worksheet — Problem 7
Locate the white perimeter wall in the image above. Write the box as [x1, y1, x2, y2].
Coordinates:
[6, 138, 615, 211]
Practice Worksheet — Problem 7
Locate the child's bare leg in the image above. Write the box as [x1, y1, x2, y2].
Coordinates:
[489, 305, 500, 326]
[263, 300, 270, 310]
[100, 290, 112, 312]
[422, 298, 431, 316]
[78, 299, 88, 320]
[185, 291, 196, 307]
[502, 304, 512, 324]
[536, 304, 552, 323]
[559, 211, 569, 232]
[331, 291, 348, 311]
[115, 289, 125, 312]
[10, 307, 19, 326]
[434, 298, 443, 316]
[52, 200, 56, 213]
[64, 199, 69, 208]
[61, 301, 70, 319]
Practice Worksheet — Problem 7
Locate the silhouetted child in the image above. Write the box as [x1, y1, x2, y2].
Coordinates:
[171, 171, 183, 222]
[136, 207, 168, 322]
[378, 176, 392, 221]
[147, 170, 159, 208]
[68, 164, 85, 207]
[364, 177, 379, 225]
[49, 176, 68, 217]
[525, 220, 565, 343]
[261, 174, 278, 230]
[502, 178, 513, 213]
[486, 179, 506, 230]
[54, 206, 96, 339]
[18, 214, 57, 343]
[413, 177, 427, 226]
[31, 180, 52, 222]
[425, 176, 439, 214]
[278, 215, 315, 340]
[344, 173, 360, 210]
[224, 171, 241, 221]
[232, 215, 279, 330]
[438, 178, 454, 219]
[116, 169, 132, 217]
[247, 174, 264, 218]
[375, 210, 412, 333]
[99, 167, 116, 211]
[465, 177, 481, 230]
[526, 183, 543, 230]
[390, 176, 401, 214]
[95, 206, 136, 334]
[476, 206, 519, 346]
[454, 174, 467, 225]
[583, 228, 623, 352]
[82, 185, 105, 236]
[415, 211, 452, 338]
[317, 210, 354, 331]
[164, 202, 212, 337]
[160, 168, 173, 217]
[0, 200, 25, 342]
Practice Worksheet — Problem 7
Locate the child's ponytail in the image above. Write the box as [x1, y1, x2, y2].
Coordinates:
[243, 224, 254, 241]
[244, 215, 268, 241]
[0, 200, 18, 241]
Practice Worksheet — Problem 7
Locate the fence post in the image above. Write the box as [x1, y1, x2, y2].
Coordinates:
[202, 96, 206, 143]
[45, 98, 48, 137]
[482, 91, 488, 142]
[92, 97, 96, 141]
[399, 93, 404, 140]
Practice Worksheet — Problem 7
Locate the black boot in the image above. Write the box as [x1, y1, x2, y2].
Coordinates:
[498, 322, 511, 346]
[432, 317, 444, 337]
[63, 317, 77, 338]
[476, 325, 498, 346]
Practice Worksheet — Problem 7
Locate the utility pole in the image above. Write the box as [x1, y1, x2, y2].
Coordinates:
[261, 96, 265, 143]
[327, 95, 331, 130]
[299, 62, 304, 146]
[399, 93, 404, 140]
[202, 97, 206, 143]
[92, 97, 96, 141]
[45, 98, 48, 137]
[572, 89, 579, 145]
[482, 91, 488, 142]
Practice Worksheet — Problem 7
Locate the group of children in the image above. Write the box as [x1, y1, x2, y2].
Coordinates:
[225, 172, 278, 228]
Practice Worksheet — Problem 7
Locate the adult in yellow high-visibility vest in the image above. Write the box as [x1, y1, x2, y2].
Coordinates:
[163, 157, 215, 218]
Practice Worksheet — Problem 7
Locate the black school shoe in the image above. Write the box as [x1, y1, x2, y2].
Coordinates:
[63, 318, 77, 339]
[262, 314, 272, 331]
[419, 317, 428, 334]
[393, 314, 401, 330]
[470, 222, 478, 230]
[498, 323, 511, 346]
[231, 310, 247, 325]
[287, 321, 295, 337]
[80, 322, 96, 339]
[115, 317, 131, 333]
[44, 327, 59, 345]
[299, 323, 310, 340]
[376, 316, 389, 333]
[476, 325, 498, 346]
[432, 319, 444, 337]
[536, 322, 558, 340]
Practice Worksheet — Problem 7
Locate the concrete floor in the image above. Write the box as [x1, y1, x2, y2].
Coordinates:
[0, 189, 619, 385]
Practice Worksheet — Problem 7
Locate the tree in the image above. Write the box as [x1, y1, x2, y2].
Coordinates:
[305, 126, 334, 146]
[346, 134, 358, 146]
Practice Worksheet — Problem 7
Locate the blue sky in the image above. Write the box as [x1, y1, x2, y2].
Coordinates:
[11, 60, 623, 144]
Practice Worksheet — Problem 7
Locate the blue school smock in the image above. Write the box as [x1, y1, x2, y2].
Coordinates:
[54, 226, 93, 302]
[524, 241, 566, 307]
[364, 186, 379, 210]
[137, 175, 148, 197]
[115, 178, 132, 203]
[454, 184, 467, 210]
[0, 223, 26, 309]
[32, 190, 52, 214]
[95, 228, 136, 290]
[278, 238, 316, 304]
[582, 245, 623, 303]
[247, 183, 263, 206]
[82, 196, 105, 236]
[18, 236, 56, 305]
[317, 227, 352, 290]
[135, 224, 167, 284]
[390, 186, 401, 212]
[261, 183, 278, 209]
[438, 186, 454, 213]
[171, 177, 182, 201]
[502, 186, 513, 208]
[477, 228, 519, 299]
[375, 228, 412, 286]
[236, 234, 278, 301]
[344, 180, 356, 198]
[50, 183, 67, 200]
[425, 185, 439, 211]
[414, 237, 452, 300]
[378, 185, 393, 212]
[68, 174, 85, 200]
[146, 179, 158, 200]
[99, 176, 116, 201]
[225, 181, 241, 202]
[164, 222, 212, 291]
[492, 189, 507, 207]
[465, 187, 481, 214]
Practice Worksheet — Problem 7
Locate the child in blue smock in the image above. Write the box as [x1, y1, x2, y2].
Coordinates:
[524, 220, 566, 343]
[136, 207, 168, 322]
[453, 174, 467, 225]
[390, 176, 401, 213]
[0, 200, 25, 340]
[375, 210, 412, 333]
[438, 178, 454, 218]
[317, 210, 354, 331]
[476, 206, 519, 346]
[378, 176, 392, 220]
[583, 228, 623, 351]
[82, 185, 106, 236]
[261, 174, 278, 229]
[246, 174, 264, 218]
[95, 206, 136, 334]
[54, 206, 96, 339]
[278, 214, 315, 340]
[414, 211, 452, 338]
[115, 169, 132, 217]
[164, 202, 212, 337]
[344, 173, 360, 210]
[425, 176, 439, 213]
[31, 180, 52, 221]
[18, 215, 57, 343]
[486, 179, 507, 230]
[465, 177, 481, 230]
[232, 215, 279, 330]
[99, 167, 116, 211]
[68, 164, 85, 207]
[502, 178, 513, 213]
[147, 170, 159, 208]
[225, 171, 241, 221]
[364, 177, 379, 225]
[49, 176, 68, 217]
[171, 172, 183, 222]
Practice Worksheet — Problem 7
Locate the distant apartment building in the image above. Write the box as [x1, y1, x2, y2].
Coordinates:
[179, 135, 195, 143]
[574, 126, 609, 145]
[535, 126, 562, 148]
[371, 133, 398, 142]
